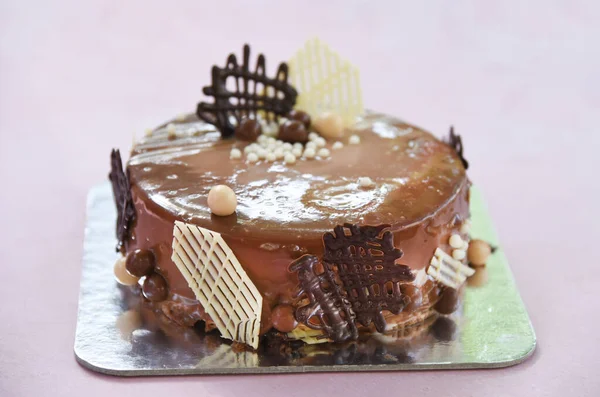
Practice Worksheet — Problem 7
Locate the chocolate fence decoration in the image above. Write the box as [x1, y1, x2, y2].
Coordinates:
[290, 224, 415, 342]
[444, 126, 469, 169]
[109, 149, 136, 252]
[197, 44, 298, 138]
[290, 255, 358, 343]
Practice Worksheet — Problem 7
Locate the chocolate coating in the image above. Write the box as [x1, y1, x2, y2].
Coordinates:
[278, 120, 308, 143]
[271, 304, 297, 333]
[142, 273, 168, 302]
[288, 110, 311, 128]
[125, 249, 156, 277]
[235, 118, 262, 142]
[126, 111, 470, 332]
[434, 287, 460, 315]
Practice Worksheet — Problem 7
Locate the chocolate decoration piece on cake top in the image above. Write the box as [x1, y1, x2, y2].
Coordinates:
[108, 149, 136, 252]
[197, 44, 298, 138]
[444, 126, 469, 169]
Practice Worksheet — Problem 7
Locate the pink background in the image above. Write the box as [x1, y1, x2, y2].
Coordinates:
[1, 1, 598, 396]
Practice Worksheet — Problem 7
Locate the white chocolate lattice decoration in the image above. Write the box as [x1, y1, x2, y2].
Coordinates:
[288, 38, 363, 125]
[427, 248, 475, 289]
[171, 221, 263, 348]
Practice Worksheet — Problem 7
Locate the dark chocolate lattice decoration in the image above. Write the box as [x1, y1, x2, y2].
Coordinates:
[323, 224, 414, 333]
[290, 224, 415, 342]
[109, 149, 136, 252]
[444, 126, 469, 169]
[197, 44, 298, 138]
[290, 255, 358, 343]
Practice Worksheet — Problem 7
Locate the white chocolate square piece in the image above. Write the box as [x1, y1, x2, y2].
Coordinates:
[171, 221, 263, 348]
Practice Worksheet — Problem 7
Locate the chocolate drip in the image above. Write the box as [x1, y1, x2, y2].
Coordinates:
[323, 224, 414, 332]
[289, 255, 358, 343]
[109, 149, 136, 252]
[197, 44, 298, 138]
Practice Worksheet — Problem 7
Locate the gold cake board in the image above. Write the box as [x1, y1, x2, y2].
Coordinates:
[74, 183, 536, 376]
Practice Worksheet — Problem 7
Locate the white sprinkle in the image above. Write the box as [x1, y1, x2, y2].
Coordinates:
[308, 132, 319, 141]
[349, 135, 360, 144]
[247, 152, 259, 163]
[315, 137, 327, 147]
[230, 148, 242, 159]
[305, 141, 316, 150]
[256, 147, 267, 159]
[292, 147, 303, 157]
[449, 234, 463, 249]
[144, 128, 153, 137]
[282, 142, 293, 151]
[332, 141, 344, 150]
[244, 144, 257, 154]
[263, 127, 278, 137]
[266, 143, 277, 152]
[278, 117, 289, 125]
[266, 152, 276, 162]
[267, 137, 276, 145]
[303, 147, 316, 159]
[273, 147, 285, 159]
[461, 240, 469, 250]
[452, 249, 466, 260]
[358, 177, 375, 187]
[257, 135, 268, 144]
[284, 153, 296, 164]
[317, 148, 331, 158]
[293, 142, 304, 150]
[460, 220, 471, 234]
[175, 113, 186, 121]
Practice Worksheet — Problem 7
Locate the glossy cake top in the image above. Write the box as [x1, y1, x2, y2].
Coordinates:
[128, 111, 466, 242]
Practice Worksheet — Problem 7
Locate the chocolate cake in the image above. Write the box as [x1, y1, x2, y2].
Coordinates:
[110, 42, 487, 349]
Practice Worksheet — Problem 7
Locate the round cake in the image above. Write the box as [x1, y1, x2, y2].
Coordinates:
[109, 43, 477, 349]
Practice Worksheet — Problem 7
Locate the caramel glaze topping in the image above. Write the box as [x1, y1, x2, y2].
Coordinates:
[126, 111, 470, 333]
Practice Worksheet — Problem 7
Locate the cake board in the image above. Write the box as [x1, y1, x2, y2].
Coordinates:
[74, 183, 536, 376]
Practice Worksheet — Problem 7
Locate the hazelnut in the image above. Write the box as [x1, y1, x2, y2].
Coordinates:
[278, 120, 309, 143]
[114, 257, 140, 286]
[235, 118, 262, 142]
[271, 304, 298, 333]
[287, 110, 311, 129]
[142, 273, 168, 302]
[467, 239, 492, 266]
[125, 249, 156, 277]
[313, 112, 344, 139]
[434, 287, 460, 314]
[207, 185, 237, 216]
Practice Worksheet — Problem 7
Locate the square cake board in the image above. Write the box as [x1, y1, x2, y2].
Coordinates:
[74, 183, 536, 376]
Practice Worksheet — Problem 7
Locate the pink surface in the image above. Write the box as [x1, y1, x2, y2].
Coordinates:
[1, 1, 598, 396]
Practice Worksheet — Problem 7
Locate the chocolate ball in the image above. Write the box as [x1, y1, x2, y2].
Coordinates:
[288, 110, 311, 129]
[434, 287, 460, 314]
[271, 304, 298, 333]
[142, 273, 168, 302]
[401, 284, 423, 312]
[125, 249, 156, 277]
[235, 118, 262, 142]
[278, 120, 308, 143]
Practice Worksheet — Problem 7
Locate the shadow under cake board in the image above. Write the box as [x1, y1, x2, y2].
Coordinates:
[74, 183, 536, 376]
